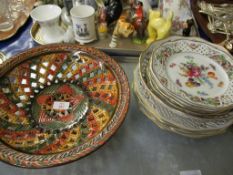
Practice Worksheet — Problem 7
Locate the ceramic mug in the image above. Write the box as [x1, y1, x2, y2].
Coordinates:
[70, 5, 97, 44]
[30, 4, 65, 44]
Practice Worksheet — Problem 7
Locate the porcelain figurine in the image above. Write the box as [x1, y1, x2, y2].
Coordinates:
[96, 0, 108, 38]
[140, 0, 152, 16]
[146, 9, 173, 45]
[109, 12, 134, 48]
[132, 1, 147, 44]
[129, 0, 151, 15]
[182, 18, 194, 36]
[159, 0, 197, 36]
[104, 0, 123, 25]
[97, 7, 108, 39]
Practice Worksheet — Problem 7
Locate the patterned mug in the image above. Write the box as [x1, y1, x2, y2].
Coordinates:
[70, 5, 97, 44]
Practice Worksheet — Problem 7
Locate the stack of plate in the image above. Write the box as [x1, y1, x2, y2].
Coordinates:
[133, 36, 233, 138]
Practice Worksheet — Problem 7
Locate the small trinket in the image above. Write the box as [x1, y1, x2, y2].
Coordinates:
[182, 18, 194, 36]
[135, 0, 152, 16]
[97, 6, 108, 39]
[159, 0, 197, 36]
[146, 9, 173, 45]
[132, 1, 147, 44]
[104, 0, 123, 25]
[109, 11, 134, 48]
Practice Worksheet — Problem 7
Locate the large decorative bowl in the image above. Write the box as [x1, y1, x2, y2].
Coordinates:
[0, 44, 129, 168]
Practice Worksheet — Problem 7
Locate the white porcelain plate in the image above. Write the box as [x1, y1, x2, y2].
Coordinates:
[166, 52, 229, 98]
[150, 37, 233, 107]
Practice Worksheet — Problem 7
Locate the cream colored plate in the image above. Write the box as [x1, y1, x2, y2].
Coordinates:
[30, 22, 67, 45]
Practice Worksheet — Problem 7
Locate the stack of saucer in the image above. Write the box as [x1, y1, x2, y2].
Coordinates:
[133, 36, 233, 138]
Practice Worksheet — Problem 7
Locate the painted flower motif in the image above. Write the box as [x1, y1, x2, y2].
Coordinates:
[218, 81, 224, 87]
[169, 63, 176, 68]
[207, 71, 217, 80]
[163, 51, 171, 57]
[161, 47, 173, 58]
[189, 43, 200, 50]
[178, 58, 217, 89]
[210, 54, 233, 72]
[187, 66, 201, 78]
[185, 78, 201, 88]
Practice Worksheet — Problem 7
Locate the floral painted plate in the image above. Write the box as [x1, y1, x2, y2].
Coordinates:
[0, 44, 129, 168]
[134, 66, 229, 137]
[150, 37, 233, 109]
[134, 39, 233, 137]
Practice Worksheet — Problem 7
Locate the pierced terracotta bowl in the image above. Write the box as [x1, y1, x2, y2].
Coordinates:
[0, 44, 129, 168]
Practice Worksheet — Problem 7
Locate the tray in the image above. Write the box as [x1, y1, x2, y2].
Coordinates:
[0, 44, 129, 168]
[30, 22, 148, 56]
[191, 0, 233, 44]
[0, 0, 35, 41]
